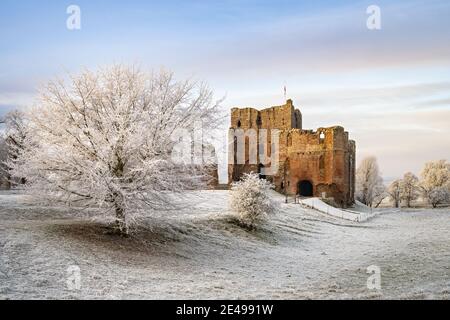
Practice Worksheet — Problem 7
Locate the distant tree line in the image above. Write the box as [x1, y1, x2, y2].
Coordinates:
[356, 157, 450, 208]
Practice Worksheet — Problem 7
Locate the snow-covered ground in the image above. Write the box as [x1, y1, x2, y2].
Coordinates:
[0, 190, 449, 300]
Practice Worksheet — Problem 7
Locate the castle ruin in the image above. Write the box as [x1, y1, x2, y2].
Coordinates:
[228, 99, 356, 207]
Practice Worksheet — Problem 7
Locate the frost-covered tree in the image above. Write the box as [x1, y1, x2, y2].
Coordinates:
[0, 136, 8, 189]
[420, 160, 450, 207]
[400, 172, 420, 208]
[372, 177, 387, 208]
[420, 160, 450, 190]
[388, 179, 402, 208]
[1, 110, 28, 188]
[427, 187, 450, 208]
[355, 156, 385, 207]
[8, 65, 221, 235]
[4, 110, 27, 161]
[230, 172, 276, 228]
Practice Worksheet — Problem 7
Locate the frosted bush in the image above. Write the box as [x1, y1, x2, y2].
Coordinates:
[230, 172, 276, 228]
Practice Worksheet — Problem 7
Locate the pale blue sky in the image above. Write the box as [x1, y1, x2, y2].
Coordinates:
[1, 0, 449, 180]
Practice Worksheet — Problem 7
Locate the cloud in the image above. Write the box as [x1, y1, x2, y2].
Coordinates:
[177, 0, 450, 79]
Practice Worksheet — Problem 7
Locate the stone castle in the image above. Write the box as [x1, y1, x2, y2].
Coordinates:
[228, 99, 356, 207]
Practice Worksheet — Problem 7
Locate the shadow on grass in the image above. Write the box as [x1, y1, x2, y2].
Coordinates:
[43, 213, 281, 256]
[45, 220, 192, 256]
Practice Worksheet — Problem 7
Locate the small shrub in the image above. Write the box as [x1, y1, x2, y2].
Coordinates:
[229, 172, 276, 228]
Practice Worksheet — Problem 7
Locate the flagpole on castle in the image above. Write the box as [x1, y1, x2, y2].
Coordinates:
[283, 82, 287, 100]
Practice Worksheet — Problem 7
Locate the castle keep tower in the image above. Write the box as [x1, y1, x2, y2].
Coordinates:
[228, 99, 356, 207]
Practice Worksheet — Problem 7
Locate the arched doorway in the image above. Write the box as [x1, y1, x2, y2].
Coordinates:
[298, 180, 313, 197]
